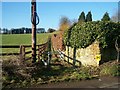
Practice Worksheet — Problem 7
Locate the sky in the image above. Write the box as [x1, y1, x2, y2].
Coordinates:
[1, 2, 119, 31]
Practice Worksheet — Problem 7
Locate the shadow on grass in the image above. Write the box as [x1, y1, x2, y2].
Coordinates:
[31, 58, 73, 81]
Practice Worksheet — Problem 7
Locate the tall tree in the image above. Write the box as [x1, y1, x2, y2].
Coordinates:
[101, 12, 110, 21]
[78, 11, 85, 22]
[86, 11, 92, 22]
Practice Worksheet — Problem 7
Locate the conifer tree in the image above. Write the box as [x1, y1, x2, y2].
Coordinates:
[101, 12, 110, 21]
[78, 11, 85, 22]
[86, 11, 92, 22]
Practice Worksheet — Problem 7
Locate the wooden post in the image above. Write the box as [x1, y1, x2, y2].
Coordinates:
[43, 45, 45, 51]
[20, 45, 25, 62]
[38, 45, 40, 60]
[47, 52, 50, 65]
[31, 0, 37, 63]
[23, 46, 25, 61]
[78, 61, 81, 67]
[67, 46, 69, 63]
[20, 45, 23, 60]
[73, 47, 76, 67]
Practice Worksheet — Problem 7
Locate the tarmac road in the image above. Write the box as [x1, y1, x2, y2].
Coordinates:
[31, 76, 120, 88]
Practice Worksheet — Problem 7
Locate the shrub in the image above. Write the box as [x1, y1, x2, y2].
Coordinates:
[100, 61, 119, 76]
[63, 21, 120, 49]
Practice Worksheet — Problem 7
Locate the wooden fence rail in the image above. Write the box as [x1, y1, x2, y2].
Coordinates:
[0, 45, 20, 48]
[0, 45, 20, 56]
[0, 53, 19, 56]
[57, 50, 81, 67]
[0, 42, 48, 62]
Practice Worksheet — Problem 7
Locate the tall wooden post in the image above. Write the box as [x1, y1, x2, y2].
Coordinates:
[31, 0, 37, 63]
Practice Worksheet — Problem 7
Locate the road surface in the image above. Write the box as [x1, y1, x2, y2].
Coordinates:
[31, 76, 120, 88]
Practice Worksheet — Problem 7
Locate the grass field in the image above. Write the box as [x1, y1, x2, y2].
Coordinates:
[0, 33, 53, 53]
[1, 33, 52, 45]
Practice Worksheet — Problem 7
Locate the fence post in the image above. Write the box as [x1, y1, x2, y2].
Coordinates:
[79, 61, 81, 67]
[47, 52, 50, 65]
[19, 45, 25, 62]
[47, 38, 52, 65]
[38, 45, 40, 60]
[73, 47, 76, 67]
[67, 46, 69, 63]
[23, 46, 25, 61]
[20, 45, 23, 60]
[44, 43, 46, 51]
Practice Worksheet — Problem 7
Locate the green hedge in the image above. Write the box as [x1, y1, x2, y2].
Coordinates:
[63, 21, 120, 48]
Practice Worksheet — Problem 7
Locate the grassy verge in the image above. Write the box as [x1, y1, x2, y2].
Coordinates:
[2, 55, 119, 89]
[99, 61, 119, 76]
[1, 58, 90, 88]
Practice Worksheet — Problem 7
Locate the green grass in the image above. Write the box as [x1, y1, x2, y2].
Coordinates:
[0, 33, 52, 53]
[1, 33, 52, 45]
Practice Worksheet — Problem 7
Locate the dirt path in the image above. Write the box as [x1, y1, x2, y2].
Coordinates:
[30, 76, 119, 88]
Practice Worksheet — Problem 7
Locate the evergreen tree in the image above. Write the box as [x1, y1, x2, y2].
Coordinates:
[86, 11, 92, 22]
[78, 11, 85, 22]
[101, 12, 110, 21]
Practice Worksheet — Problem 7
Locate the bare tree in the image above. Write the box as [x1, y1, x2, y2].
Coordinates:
[59, 16, 71, 31]
[115, 37, 120, 62]
[111, 9, 120, 22]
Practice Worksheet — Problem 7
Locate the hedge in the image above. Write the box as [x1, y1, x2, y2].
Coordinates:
[63, 21, 120, 48]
